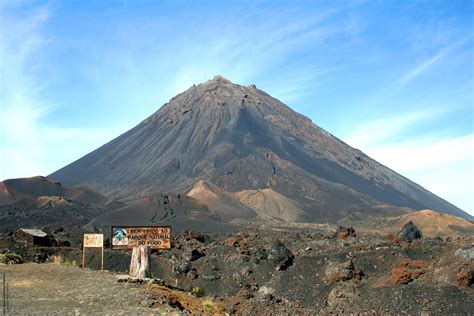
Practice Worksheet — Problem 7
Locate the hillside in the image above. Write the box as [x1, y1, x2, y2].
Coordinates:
[0, 176, 109, 206]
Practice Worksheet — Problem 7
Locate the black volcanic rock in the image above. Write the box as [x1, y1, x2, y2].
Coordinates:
[50, 76, 470, 221]
[266, 239, 294, 270]
[397, 221, 423, 243]
[0, 197, 108, 239]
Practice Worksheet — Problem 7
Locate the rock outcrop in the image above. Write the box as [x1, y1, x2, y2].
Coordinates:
[13, 228, 56, 247]
[266, 239, 294, 271]
[397, 221, 423, 243]
[457, 270, 473, 287]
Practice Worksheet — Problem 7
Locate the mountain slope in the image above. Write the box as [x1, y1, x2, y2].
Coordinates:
[185, 181, 310, 223]
[234, 188, 309, 222]
[0, 176, 109, 207]
[339, 208, 474, 238]
[186, 181, 255, 222]
[50, 76, 469, 220]
[389, 209, 474, 238]
[86, 193, 239, 233]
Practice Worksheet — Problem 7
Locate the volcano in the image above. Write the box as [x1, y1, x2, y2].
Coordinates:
[50, 76, 469, 222]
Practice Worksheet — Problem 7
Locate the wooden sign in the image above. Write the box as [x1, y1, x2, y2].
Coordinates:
[82, 233, 104, 271]
[84, 234, 103, 247]
[111, 226, 171, 250]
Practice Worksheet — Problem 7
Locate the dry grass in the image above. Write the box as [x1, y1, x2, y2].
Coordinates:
[50, 255, 77, 267]
[51, 255, 62, 265]
[148, 284, 226, 315]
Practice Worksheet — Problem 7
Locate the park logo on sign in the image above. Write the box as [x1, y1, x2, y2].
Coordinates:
[111, 226, 171, 250]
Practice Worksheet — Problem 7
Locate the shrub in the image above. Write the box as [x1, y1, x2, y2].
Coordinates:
[61, 258, 78, 267]
[0, 252, 24, 264]
[203, 299, 214, 309]
[191, 287, 204, 298]
[50, 255, 77, 267]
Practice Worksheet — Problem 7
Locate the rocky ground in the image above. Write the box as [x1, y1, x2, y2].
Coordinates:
[0, 225, 473, 314]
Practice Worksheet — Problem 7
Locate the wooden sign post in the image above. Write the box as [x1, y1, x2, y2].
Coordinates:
[129, 246, 150, 279]
[83, 233, 104, 271]
[111, 226, 171, 280]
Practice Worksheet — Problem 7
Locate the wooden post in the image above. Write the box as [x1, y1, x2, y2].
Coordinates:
[82, 246, 85, 272]
[3, 273, 5, 315]
[129, 246, 150, 279]
[83, 234, 104, 271]
[5, 283, 8, 314]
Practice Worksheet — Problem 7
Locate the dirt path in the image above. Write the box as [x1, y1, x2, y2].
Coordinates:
[0, 263, 182, 315]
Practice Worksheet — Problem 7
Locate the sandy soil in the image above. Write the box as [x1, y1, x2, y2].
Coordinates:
[0, 263, 181, 315]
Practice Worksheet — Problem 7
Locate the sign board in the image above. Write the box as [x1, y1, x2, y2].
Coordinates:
[111, 226, 171, 250]
[84, 234, 104, 248]
[82, 233, 104, 271]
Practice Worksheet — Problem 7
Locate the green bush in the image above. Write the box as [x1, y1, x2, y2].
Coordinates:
[0, 252, 24, 264]
[203, 299, 214, 309]
[191, 287, 205, 298]
[61, 258, 77, 267]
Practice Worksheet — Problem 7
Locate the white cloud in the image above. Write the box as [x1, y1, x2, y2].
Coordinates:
[343, 111, 474, 215]
[367, 135, 474, 173]
[367, 135, 474, 215]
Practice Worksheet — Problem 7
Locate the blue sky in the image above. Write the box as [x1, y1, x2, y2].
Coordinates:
[1, 0, 473, 214]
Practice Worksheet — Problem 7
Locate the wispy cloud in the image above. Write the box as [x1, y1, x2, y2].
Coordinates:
[394, 52, 446, 90]
[264, 66, 344, 103]
[155, 5, 357, 99]
[345, 108, 446, 149]
[0, 4, 127, 180]
[391, 37, 470, 93]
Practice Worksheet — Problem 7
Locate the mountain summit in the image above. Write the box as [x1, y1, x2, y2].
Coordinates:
[50, 76, 469, 221]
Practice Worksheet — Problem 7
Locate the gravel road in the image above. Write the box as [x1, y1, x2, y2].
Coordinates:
[0, 263, 180, 315]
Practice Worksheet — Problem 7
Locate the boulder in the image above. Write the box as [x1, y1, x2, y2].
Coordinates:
[256, 286, 275, 301]
[179, 230, 212, 243]
[336, 226, 356, 239]
[397, 221, 422, 243]
[13, 228, 57, 247]
[391, 267, 412, 285]
[454, 248, 474, 260]
[183, 248, 205, 261]
[325, 256, 363, 284]
[457, 270, 473, 287]
[266, 239, 294, 271]
[326, 263, 354, 283]
[391, 260, 431, 285]
[172, 261, 192, 275]
[57, 240, 71, 247]
[33, 252, 48, 263]
[327, 282, 360, 309]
